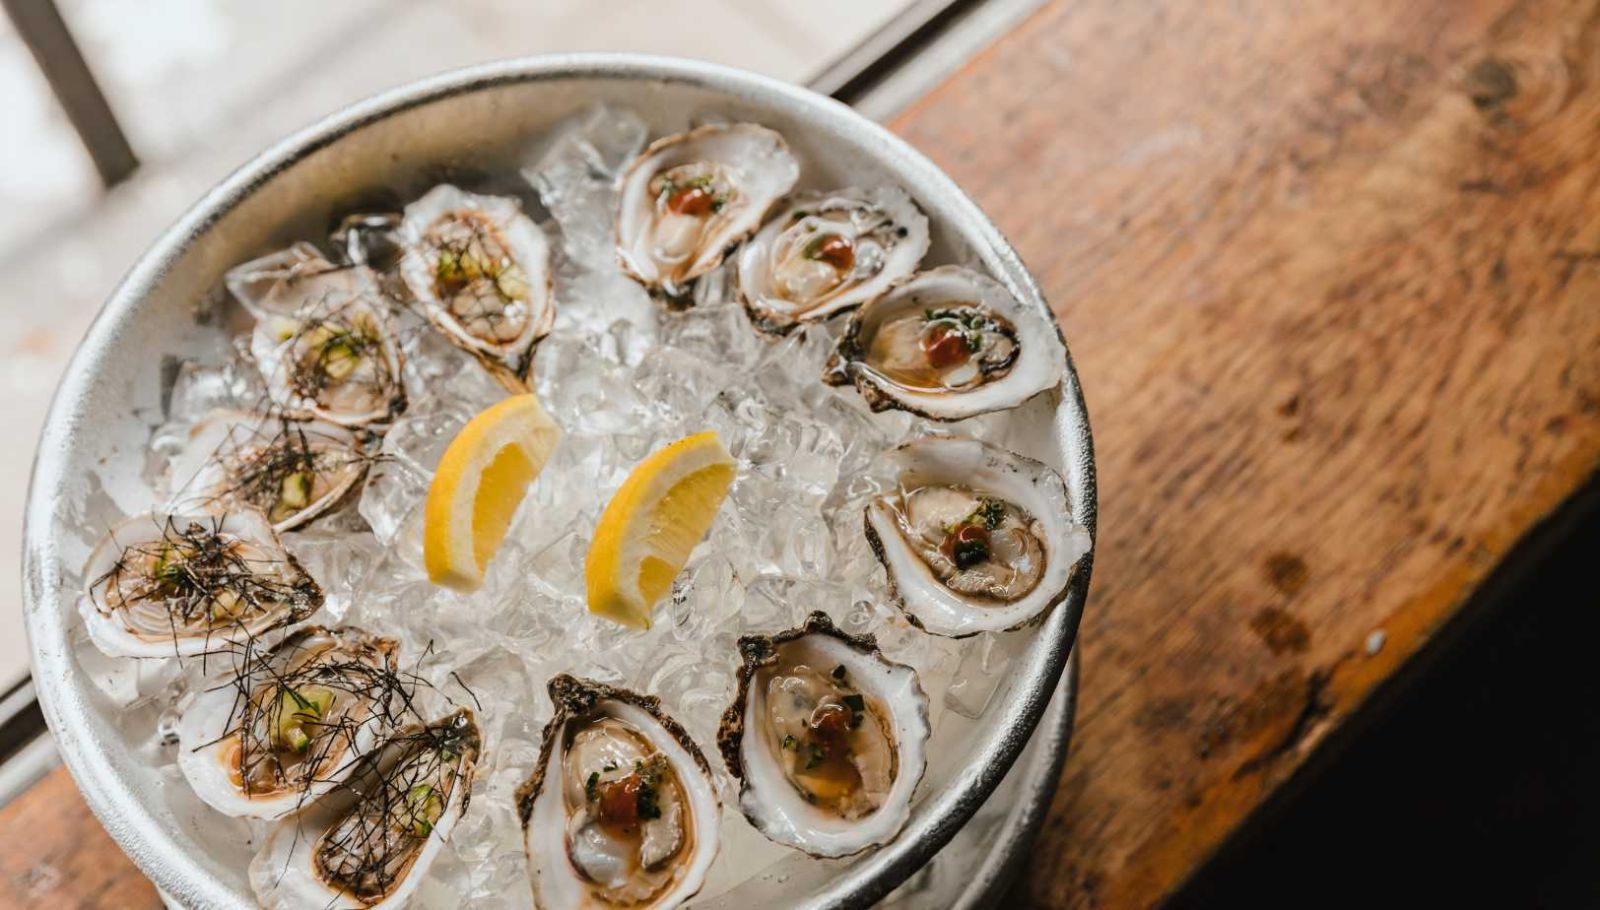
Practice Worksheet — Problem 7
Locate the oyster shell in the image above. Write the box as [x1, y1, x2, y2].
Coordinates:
[177, 626, 403, 819]
[232, 248, 407, 428]
[519, 675, 720, 910]
[616, 123, 799, 300]
[865, 437, 1090, 637]
[397, 185, 555, 390]
[823, 266, 1065, 420]
[737, 187, 928, 334]
[166, 411, 369, 531]
[225, 242, 337, 320]
[78, 512, 322, 658]
[717, 612, 929, 857]
[250, 708, 480, 909]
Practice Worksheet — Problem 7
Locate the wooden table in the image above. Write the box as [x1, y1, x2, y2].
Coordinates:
[0, 765, 160, 908]
[9, 0, 1600, 906]
[889, 0, 1600, 904]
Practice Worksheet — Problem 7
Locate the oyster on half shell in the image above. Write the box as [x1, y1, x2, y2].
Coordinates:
[230, 247, 407, 428]
[737, 187, 929, 334]
[250, 708, 480, 909]
[823, 266, 1065, 420]
[178, 625, 403, 819]
[166, 411, 369, 532]
[717, 612, 929, 857]
[865, 437, 1090, 637]
[616, 123, 799, 300]
[519, 675, 720, 910]
[78, 512, 322, 658]
[397, 184, 556, 390]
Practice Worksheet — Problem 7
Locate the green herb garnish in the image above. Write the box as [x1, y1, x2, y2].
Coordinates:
[974, 498, 1006, 530]
[636, 760, 665, 821]
[804, 743, 826, 770]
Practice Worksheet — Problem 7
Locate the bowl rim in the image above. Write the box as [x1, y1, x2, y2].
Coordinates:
[22, 52, 1096, 909]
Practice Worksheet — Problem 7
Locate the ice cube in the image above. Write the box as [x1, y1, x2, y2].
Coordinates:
[656, 302, 766, 372]
[524, 105, 647, 271]
[944, 632, 1013, 719]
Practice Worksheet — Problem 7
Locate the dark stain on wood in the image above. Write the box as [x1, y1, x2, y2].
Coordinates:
[1196, 670, 1307, 760]
[1251, 606, 1313, 654]
[1263, 552, 1311, 597]
[1136, 697, 1196, 731]
[1231, 668, 1336, 780]
[1463, 57, 1518, 111]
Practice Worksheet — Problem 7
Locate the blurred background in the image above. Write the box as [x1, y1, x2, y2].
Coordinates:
[0, 0, 938, 693]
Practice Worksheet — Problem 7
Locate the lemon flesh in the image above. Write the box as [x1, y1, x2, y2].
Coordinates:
[586, 431, 736, 629]
[424, 393, 561, 591]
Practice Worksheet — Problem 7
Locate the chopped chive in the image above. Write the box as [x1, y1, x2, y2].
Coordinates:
[805, 743, 825, 770]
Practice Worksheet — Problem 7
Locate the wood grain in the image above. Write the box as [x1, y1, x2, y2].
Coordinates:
[890, 0, 1600, 906]
[0, 765, 161, 909]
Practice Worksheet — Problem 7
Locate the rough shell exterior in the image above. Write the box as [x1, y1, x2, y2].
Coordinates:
[715, 611, 892, 780]
[515, 674, 716, 827]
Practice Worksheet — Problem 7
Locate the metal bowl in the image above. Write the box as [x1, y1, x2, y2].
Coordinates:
[23, 55, 1095, 908]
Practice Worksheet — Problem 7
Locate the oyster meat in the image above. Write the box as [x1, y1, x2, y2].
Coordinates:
[737, 187, 928, 334]
[616, 123, 799, 300]
[166, 411, 368, 531]
[397, 184, 556, 390]
[717, 612, 929, 857]
[865, 437, 1090, 637]
[823, 266, 1065, 420]
[78, 512, 322, 658]
[178, 626, 403, 818]
[229, 247, 407, 428]
[519, 675, 720, 910]
[251, 708, 481, 909]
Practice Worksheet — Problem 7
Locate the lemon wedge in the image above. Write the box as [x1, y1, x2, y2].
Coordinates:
[424, 393, 561, 591]
[586, 431, 736, 629]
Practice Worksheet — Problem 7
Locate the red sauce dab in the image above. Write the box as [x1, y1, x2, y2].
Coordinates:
[666, 185, 716, 216]
[809, 702, 854, 743]
[596, 773, 644, 827]
[920, 324, 972, 370]
[808, 234, 856, 271]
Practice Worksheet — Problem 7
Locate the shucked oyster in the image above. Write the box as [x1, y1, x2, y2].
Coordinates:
[251, 708, 480, 909]
[865, 437, 1090, 637]
[616, 123, 799, 300]
[166, 411, 369, 531]
[717, 612, 929, 857]
[737, 187, 928, 334]
[230, 247, 407, 428]
[519, 675, 720, 910]
[397, 184, 556, 390]
[178, 626, 403, 819]
[79, 512, 322, 658]
[824, 266, 1065, 420]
